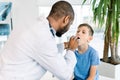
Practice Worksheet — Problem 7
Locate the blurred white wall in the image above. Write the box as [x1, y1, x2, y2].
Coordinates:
[37, 0, 91, 6]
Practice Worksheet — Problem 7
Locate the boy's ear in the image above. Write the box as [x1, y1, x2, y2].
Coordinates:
[87, 36, 93, 43]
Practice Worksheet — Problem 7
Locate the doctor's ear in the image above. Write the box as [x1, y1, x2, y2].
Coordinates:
[63, 15, 70, 24]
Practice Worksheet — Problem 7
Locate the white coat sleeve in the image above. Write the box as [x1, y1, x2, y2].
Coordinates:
[57, 43, 64, 54]
[30, 38, 76, 80]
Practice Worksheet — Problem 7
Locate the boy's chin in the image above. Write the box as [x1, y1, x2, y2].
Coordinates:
[77, 39, 80, 42]
[78, 43, 81, 46]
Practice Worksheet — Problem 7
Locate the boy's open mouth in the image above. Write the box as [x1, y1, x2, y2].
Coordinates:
[77, 37, 80, 39]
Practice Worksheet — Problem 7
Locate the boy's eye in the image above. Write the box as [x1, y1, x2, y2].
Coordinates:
[82, 31, 86, 34]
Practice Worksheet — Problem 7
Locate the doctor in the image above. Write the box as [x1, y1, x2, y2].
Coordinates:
[0, 1, 78, 80]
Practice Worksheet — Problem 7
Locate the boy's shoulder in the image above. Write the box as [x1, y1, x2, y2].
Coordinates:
[89, 45, 99, 56]
[89, 45, 98, 52]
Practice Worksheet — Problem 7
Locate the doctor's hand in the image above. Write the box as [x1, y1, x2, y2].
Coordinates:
[67, 36, 78, 51]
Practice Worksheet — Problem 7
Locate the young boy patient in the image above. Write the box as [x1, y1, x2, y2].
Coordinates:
[72, 23, 100, 80]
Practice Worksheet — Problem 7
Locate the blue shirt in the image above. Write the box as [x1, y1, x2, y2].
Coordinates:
[74, 45, 100, 80]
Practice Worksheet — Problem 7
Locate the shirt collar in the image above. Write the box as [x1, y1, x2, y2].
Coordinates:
[49, 24, 56, 37]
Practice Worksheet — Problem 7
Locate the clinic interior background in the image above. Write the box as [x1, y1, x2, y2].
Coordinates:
[0, 0, 120, 58]
[39, 4, 107, 58]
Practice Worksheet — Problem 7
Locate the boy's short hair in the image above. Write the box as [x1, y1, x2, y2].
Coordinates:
[78, 23, 94, 36]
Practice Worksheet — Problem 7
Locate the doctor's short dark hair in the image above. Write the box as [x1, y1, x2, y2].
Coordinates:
[78, 23, 94, 36]
[48, 1, 74, 21]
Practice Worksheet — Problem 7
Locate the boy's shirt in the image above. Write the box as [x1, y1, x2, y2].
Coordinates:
[74, 45, 100, 80]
